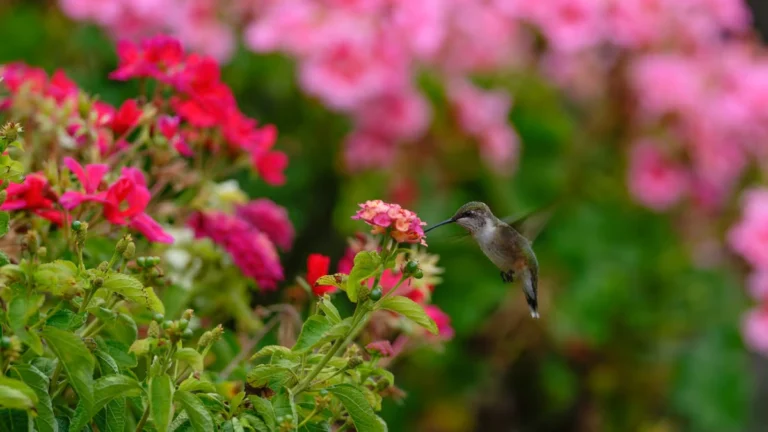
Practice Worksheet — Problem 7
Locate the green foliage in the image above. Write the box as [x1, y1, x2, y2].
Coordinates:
[376, 296, 438, 335]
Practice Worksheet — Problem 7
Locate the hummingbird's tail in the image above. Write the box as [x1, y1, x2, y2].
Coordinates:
[522, 267, 539, 319]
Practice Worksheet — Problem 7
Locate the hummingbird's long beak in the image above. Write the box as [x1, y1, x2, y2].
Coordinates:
[424, 218, 455, 233]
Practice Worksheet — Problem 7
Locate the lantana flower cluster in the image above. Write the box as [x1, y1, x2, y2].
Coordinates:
[0, 35, 292, 289]
[352, 199, 427, 246]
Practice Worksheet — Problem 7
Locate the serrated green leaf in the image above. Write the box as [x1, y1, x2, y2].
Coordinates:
[33, 261, 80, 296]
[175, 391, 214, 432]
[95, 350, 120, 375]
[272, 390, 297, 429]
[230, 417, 245, 432]
[45, 309, 87, 331]
[318, 296, 341, 324]
[105, 313, 137, 345]
[174, 348, 204, 372]
[376, 296, 438, 334]
[313, 274, 347, 293]
[42, 327, 94, 415]
[327, 384, 387, 432]
[9, 294, 44, 355]
[99, 340, 137, 369]
[300, 422, 332, 432]
[101, 273, 164, 314]
[179, 377, 216, 394]
[0, 375, 37, 411]
[292, 315, 333, 353]
[0, 251, 9, 267]
[11, 364, 55, 432]
[94, 398, 126, 432]
[240, 413, 269, 432]
[248, 396, 276, 430]
[230, 392, 246, 414]
[70, 375, 141, 431]
[246, 365, 296, 391]
[250, 345, 294, 362]
[150, 375, 174, 432]
[0, 212, 10, 238]
[346, 251, 381, 302]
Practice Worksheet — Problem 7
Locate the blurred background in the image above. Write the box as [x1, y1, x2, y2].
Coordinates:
[3, 0, 768, 431]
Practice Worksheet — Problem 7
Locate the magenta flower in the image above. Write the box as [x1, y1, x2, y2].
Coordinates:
[627, 139, 689, 211]
[59, 157, 109, 209]
[729, 189, 768, 268]
[352, 200, 427, 245]
[187, 211, 284, 290]
[235, 199, 295, 251]
[366, 340, 394, 357]
[424, 305, 454, 340]
[130, 213, 174, 244]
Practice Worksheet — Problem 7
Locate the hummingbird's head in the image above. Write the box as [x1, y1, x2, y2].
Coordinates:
[424, 201, 494, 234]
[451, 201, 493, 233]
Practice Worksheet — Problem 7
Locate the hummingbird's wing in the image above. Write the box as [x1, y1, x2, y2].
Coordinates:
[501, 203, 555, 242]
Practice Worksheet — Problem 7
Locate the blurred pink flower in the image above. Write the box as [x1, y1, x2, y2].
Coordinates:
[728, 189, 768, 268]
[743, 306, 768, 354]
[60, 157, 109, 209]
[532, 0, 606, 53]
[424, 305, 454, 340]
[111, 99, 143, 136]
[630, 54, 704, 118]
[355, 90, 431, 141]
[628, 140, 689, 211]
[236, 199, 295, 251]
[352, 199, 427, 245]
[187, 211, 284, 289]
[344, 130, 398, 171]
[1, 174, 63, 225]
[748, 270, 768, 301]
[366, 340, 394, 357]
[130, 213, 174, 243]
[448, 80, 511, 138]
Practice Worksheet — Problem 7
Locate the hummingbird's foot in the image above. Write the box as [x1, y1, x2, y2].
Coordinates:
[500, 270, 515, 283]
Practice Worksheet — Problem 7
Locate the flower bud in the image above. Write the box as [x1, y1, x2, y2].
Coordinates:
[123, 242, 136, 260]
[137, 257, 147, 268]
[97, 261, 109, 272]
[71, 220, 82, 231]
[83, 337, 97, 351]
[148, 321, 161, 338]
[198, 324, 224, 348]
[404, 260, 419, 274]
[0, 122, 23, 143]
[75, 222, 89, 245]
[181, 328, 193, 340]
[116, 234, 132, 255]
[93, 277, 104, 288]
[23, 231, 39, 254]
[347, 356, 363, 369]
[182, 309, 194, 320]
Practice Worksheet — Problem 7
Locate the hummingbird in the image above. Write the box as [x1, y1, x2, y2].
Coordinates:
[425, 201, 548, 319]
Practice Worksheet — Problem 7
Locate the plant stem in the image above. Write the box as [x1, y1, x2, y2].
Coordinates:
[220, 313, 281, 380]
[297, 406, 320, 429]
[135, 405, 150, 432]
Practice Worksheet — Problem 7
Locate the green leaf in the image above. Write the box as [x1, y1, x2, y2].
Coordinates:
[345, 251, 381, 302]
[42, 327, 94, 414]
[272, 390, 297, 429]
[99, 340, 137, 369]
[0, 409, 30, 431]
[318, 296, 341, 324]
[0, 251, 9, 267]
[0, 211, 10, 238]
[34, 261, 80, 296]
[175, 391, 214, 432]
[45, 309, 87, 331]
[94, 350, 120, 375]
[300, 422, 332, 432]
[9, 294, 44, 354]
[313, 275, 347, 293]
[149, 375, 174, 432]
[292, 315, 333, 353]
[129, 338, 153, 357]
[174, 348, 204, 372]
[250, 345, 294, 361]
[376, 296, 438, 334]
[101, 273, 165, 314]
[246, 365, 296, 391]
[248, 396, 276, 430]
[105, 314, 137, 346]
[179, 377, 217, 394]
[0, 375, 37, 411]
[327, 384, 387, 432]
[70, 375, 141, 431]
[230, 391, 246, 414]
[94, 398, 126, 432]
[11, 364, 55, 432]
[240, 413, 270, 432]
